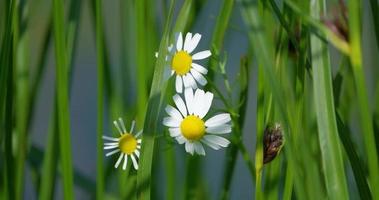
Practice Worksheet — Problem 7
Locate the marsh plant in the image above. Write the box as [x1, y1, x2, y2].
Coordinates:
[1, 0, 379, 199]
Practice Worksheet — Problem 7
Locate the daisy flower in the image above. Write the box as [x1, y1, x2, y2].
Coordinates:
[163, 88, 232, 155]
[169, 32, 211, 93]
[103, 118, 142, 170]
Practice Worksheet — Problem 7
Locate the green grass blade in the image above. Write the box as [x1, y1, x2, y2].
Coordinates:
[95, 0, 105, 198]
[136, 0, 176, 199]
[368, 0, 379, 49]
[348, 0, 379, 197]
[52, 0, 74, 198]
[310, 0, 348, 198]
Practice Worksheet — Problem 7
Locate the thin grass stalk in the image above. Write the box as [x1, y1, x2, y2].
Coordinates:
[95, 0, 105, 198]
[136, 1, 176, 199]
[348, 0, 379, 197]
[368, 0, 379, 49]
[220, 55, 252, 200]
[52, 0, 74, 197]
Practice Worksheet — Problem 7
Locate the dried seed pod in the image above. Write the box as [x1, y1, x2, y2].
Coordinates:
[263, 123, 284, 164]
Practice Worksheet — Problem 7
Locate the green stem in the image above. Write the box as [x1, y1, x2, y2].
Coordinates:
[53, 0, 74, 197]
[348, 0, 379, 197]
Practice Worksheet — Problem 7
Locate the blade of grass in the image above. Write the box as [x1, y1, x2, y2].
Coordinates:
[368, 0, 379, 49]
[136, 0, 176, 199]
[95, 0, 105, 198]
[348, 0, 379, 197]
[52, 0, 74, 198]
[309, 0, 349, 198]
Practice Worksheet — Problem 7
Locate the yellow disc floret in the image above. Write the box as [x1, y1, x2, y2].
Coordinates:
[180, 115, 205, 141]
[119, 133, 137, 154]
[172, 51, 192, 75]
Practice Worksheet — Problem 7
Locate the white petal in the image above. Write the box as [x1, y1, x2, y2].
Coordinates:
[187, 74, 198, 89]
[186, 33, 201, 53]
[173, 94, 187, 117]
[183, 32, 193, 51]
[135, 149, 140, 158]
[104, 142, 119, 146]
[122, 154, 128, 170]
[193, 142, 206, 155]
[206, 125, 232, 134]
[176, 135, 187, 144]
[205, 113, 232, 127]
[163, 117, 181, 127]
[190, 69, 207, 86]
[113, 121, 123, 135]
[135, 130, 143, 138]
[104, 145, 118, 150]
[137, 139, 142, 144]
[201, 139, 221, 150]
[175, 75, 183, 93]
[192, 89, 205, 116]
[203, 135, 230, 147]
[200, 92, 214, 118]
[131, 154, 139, 170]
[185, 142, 195, 155]
[191, 63, 208, 74]
[169, 128, 181, 137]
[176, 32, 183, 51]
[184, 88, 194, 115]
[130, 120, 136, 133]
[118, 118, 127, 134]
[102, 136, 119, 141]
[165, 105, 183, 121]
[192, 50, 211, 60]
[114, 153, 124, 168]
[182, 74, 191, 88]
[105, 149, 120, 157]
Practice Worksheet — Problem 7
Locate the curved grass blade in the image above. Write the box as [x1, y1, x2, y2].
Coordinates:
[136, 1, 176, 199]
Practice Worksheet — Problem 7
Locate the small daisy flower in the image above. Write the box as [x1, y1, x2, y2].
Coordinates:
[163, 88, 232, 155]
[169, 32, 211, 93]
[103, 118, 142, 170]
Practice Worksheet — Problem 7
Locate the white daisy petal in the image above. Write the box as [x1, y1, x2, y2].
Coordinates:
[165, 105, 183, 121]
[105, 149, 120, 157]
[163, 117, 181, 127]
[184, 88, 194, 115]
[135, 149, 140, 158]
[118, 118, 127, 134]
[182, 74, 191, 88]
[115, 153, 124, 168]
[192, 50, 211, 60]
[193, 141, 206, 155]
[187, 74, 198, 89]
[191, 63, 208, 74]
[122, 154, 128, 170]
[176, 32, 183, 51]
[102, 136, 119, 141]
[190, 68, 207, 86]
[113, 121, 123, 135]
[169, 128, 181, 137]
[205, 113, 232, 127]
[130, 120, 136, 133]
[131, 154, 139, 170]
[185, 142, 195, 155]
[186, 33, 201, 53]
[183, 32, 193, 51]
[104, 142, 119, 146]
[175, 75, 183, 93]
[201, 139, 221, 150]
[198, 92, 213, 118]
[204, 135, 230, 147]
[135, 130, 143, 138]
[137, 139, 142, 144]
[176, 135, 187, 144]
[193, 89, 205, 116]
[104, 145, 118, 150]
[173, 94, 187, 117]
[206, 125, 232, 134]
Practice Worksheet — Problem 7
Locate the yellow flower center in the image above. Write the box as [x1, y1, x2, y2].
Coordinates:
[172, 51, 192, 75]
[118, 133, 137, 154]
[180, 115, 205, 141]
